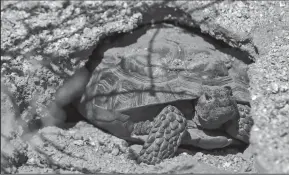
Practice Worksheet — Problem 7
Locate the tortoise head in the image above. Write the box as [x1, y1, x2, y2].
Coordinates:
[194, 86, 239, 130]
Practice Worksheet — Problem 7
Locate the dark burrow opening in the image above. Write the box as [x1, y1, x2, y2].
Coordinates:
[58, 20, 254, 157]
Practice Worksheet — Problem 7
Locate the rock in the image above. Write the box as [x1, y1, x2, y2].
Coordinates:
[129, 144, 142, 155]
[1, 137, 28, 174]
[111, 147, 120, 156]
[1, 89, 21, 138]
[73, 140, 84, 146]
[271, 83, 279, 94]
[1, 88, 29, 173]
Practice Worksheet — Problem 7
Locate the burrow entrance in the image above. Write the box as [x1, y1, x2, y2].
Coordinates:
[64, 21, 254, 154]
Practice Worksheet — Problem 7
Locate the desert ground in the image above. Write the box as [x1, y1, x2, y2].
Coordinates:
[1, 1, 288, 174]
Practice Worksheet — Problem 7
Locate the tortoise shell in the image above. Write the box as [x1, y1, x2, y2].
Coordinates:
[81, 24, 250, 122]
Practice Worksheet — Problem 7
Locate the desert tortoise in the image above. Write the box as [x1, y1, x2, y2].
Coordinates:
[49, 24, 253, 165]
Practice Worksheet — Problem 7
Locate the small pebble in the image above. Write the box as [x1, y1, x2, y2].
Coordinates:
[1, 67, 6, 73]
[73, 140, 84, 146]
[280, 104, 289, 115]
[181, 152, 188, 156]
[61, 42, 70, 49]
[111, 147, 120, 156]
[123, 2, 128, 8]
[194, 152, 203, 158]
[271, 83, 279, 93]
[27, 158, 36, 164]
[274, 100, 286, 109]
[280, 2, 285, 7]
[280, 132, 288, 137]
[280, 84, 288, 92]
[119, 140, 128, 151]
[223, 162, 231, 168]
[126, 9, 131, 16]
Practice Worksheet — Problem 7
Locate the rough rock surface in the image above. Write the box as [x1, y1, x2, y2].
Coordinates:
[17, 122, 231, 174]
[1, 89, 28, 174]
[1, 1, 288, 173]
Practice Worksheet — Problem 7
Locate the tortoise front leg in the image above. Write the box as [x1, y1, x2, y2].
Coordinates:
[137, 105, 187, 165]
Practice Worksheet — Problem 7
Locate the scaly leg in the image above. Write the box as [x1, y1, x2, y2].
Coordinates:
[137, 105, 187, 165]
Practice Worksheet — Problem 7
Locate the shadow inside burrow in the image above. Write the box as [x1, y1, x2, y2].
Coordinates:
[177, 143, 249, 158]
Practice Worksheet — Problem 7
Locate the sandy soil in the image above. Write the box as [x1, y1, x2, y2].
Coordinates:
[1, 1, 288, 174]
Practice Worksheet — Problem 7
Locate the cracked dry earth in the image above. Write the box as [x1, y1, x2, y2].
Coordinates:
[1, 1, 289, 174]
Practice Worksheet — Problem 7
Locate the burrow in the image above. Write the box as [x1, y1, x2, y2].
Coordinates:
[59, 5, 257, 157]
